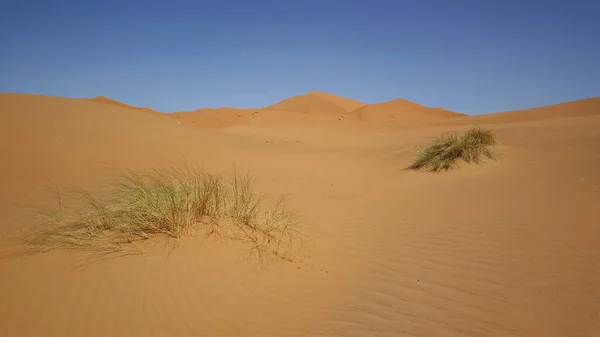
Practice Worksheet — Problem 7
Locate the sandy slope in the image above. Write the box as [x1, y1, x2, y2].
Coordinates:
[86, 96, 162, 116]
[174, 91, 367, 127]
[352, 98, 465, 122]
[1, 93, 599, 337]
[424, 96, 600, 127]
[306, 91, 367, 112]
[263, 91, 365, 117]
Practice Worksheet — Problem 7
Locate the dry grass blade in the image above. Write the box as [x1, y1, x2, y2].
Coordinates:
[21, 165, 304, 261]
[409, 127, 498, 172]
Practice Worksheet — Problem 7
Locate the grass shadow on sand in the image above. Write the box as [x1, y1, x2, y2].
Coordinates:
[10, 164, 305, 266]
[408, 127, 499, 172]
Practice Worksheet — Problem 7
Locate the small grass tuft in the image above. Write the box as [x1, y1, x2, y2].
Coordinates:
[21, 165, 303, 262]
[409, 127, 498, 172]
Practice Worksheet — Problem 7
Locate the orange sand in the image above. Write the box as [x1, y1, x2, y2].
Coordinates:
[352, 98, 465, 122]
[263, 91, 365, 118]
[1, 92, 599, 337]
[171, 107, 260, 128]
[86, 95, 163, 116]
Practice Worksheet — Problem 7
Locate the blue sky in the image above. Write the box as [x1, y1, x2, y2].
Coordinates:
[1, 0, 599, 114]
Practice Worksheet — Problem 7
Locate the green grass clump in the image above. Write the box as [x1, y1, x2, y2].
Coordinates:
[409, 127, 498, 172]
[22, 165, 302, 261]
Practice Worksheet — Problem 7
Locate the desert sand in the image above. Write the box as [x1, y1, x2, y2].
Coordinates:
[352, 98, 465, 123]
[262, 91, 365, 120]
[85, 96, 163, 116]
[1, 91, 599, 337]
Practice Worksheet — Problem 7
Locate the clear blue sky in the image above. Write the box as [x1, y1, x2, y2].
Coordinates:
[1, 0, 599, 114]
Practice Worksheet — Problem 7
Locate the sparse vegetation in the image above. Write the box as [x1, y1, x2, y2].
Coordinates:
[409, 127, 498, 172]
[21, 165, 302, 261]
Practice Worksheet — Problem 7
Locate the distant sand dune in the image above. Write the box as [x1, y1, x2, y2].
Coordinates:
[86, 95, 162, 116]
[263, 91, 366, 116]
[351, 98, 465, 123]
[429, 96, 600, 127]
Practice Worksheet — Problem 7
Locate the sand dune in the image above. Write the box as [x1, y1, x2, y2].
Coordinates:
[483, 96, 600, 121]
[1, 92, 599, 337]
[305, 91, 367, 112]
[177, 91, 367, 126]
[263, 91, 366, 116]
[86, 95, 162, 116]
[428, 96, 600, 127]
[0, 93, 221, 201]
[351, 98, 465, 122]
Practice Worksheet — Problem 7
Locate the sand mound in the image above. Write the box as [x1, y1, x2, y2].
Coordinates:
[431, 96, 600, 127]
[486, 96, 600, 121]
[263, 91, 365, 116]
[305, 91, 367, 112]
[86, 96, 162, 116]
[352, 98, 465, 123]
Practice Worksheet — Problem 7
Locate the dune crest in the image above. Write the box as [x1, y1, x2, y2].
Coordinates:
[481, 96, 600, 122]
[427, 96, 600, 127]
[351, 98, 465, 122]
[489, 96, 600, 119]
[305, 91, 367, 112]
[263, 91, 366, 115]
[86, 95, 162, 115]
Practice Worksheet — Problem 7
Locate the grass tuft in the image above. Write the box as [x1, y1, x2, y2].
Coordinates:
[409, 127, 498, 172]
[22, 165, 302, 261]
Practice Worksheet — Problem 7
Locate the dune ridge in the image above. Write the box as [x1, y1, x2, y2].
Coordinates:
[484, 96, 600, 120]
[351, 98, 466, 123]
[263, 91, 365, 115]
[425, 96, 600, 127]
[86, 95, 162, 116]
[75, 92, 600, 127]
